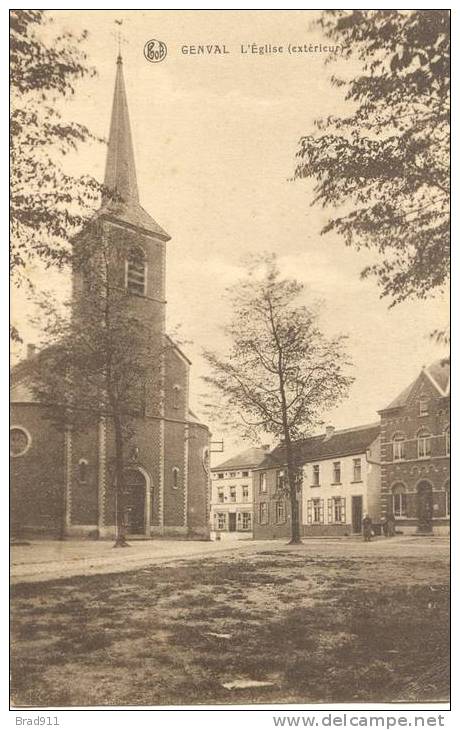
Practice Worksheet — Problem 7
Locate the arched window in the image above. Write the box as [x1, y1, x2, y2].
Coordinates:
[126, 246, 146, 296]
[172, 467, 180, 489]
[78, 459, 88, 483]
[392, 432, 406, 461]
[392, 483, 407, 518]
[445, 426, 450, 456]
[417, 429, 431, 459]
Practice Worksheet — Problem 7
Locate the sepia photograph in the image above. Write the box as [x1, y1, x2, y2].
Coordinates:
[9, 8, 450, 711]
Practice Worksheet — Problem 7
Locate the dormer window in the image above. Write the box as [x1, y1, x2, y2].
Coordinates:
[126, 246, 146, 296]
[419, 397, 429, 416]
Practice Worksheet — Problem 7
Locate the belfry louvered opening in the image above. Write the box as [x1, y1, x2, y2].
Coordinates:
[126, 246, 146, 296]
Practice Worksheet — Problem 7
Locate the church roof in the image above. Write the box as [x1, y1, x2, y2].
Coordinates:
[380, 358, 450, 411]
[98, 56, 170, 241]
[212, 446, 270, 472]
[254, 423, 380, 471]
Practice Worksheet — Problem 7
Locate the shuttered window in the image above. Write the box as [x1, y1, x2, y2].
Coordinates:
[307, 498, 323, 524]
[328, 497, 346, 523]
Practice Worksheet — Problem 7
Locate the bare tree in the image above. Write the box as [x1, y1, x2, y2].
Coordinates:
[203, 255, 354, 543]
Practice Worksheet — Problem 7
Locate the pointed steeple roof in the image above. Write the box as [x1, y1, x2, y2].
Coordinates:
[104, 54, 139, 203]
[98, 55, 170, 241]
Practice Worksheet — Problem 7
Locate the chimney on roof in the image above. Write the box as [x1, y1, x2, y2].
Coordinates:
[27, 344, 36, 359]
[325, 425, 335, 439]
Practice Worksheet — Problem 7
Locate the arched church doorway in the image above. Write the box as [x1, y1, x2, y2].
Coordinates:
[416, 480, 433, 534]
[123, 468, 149, 535]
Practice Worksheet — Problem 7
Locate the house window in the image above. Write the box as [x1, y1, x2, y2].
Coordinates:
[229, 471, 236, 478]
[126, 246, 146, 296]
[307, 499, 323, 525]
[78, 459, 88, 483]
[217, 473, 224, 479]
[417, 429, 431, 459]
[173, 385, 180, 409]
[230, 487, 236, 503]
[353, 458, 362, 481]
[333, 462, 341, 483]
[276, 470, 285, 491]
[419, 397, 429, 416]
[172, 467, 180, 489]
[217, 488, 224, 504]
[10, 427, 31, 457]
[242, 471, 249, 477]
[259, 502, 268, 524]
[217, 513, 226, 530]
[259, 472, 267, 493]
[392, 433, 406, 462]
[276, 501, 286, 523]
[242, 485, 249, 502]
[332, 497, 344, 523]
[242, 512, 251, 530]
[445, 426, 450, 456]
[312, 464, 320, 486]
[392, 483, 407, 517]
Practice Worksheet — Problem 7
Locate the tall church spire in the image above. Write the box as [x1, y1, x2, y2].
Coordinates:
[104, 55, 139, 203]
[99, 55, 170, 241]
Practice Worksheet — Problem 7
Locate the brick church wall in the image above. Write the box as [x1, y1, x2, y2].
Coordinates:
[187, 423, 211, 538]
[70, 425, 99, 527]
[10, 404, 65, 537]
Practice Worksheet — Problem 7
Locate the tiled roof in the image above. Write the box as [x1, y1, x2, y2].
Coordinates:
[212, 446, 270, 472]
[381, 358, 450, 411]
[254, 423, 380, 471]
[95, 202, 170, 240]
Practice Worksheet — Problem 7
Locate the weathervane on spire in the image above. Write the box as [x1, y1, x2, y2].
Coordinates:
[112, 19, 128, 62]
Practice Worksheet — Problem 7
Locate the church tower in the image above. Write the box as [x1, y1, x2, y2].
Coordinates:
[10, 55, 211, 540]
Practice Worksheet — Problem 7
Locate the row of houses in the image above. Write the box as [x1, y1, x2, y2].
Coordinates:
[210, 359, 450, 538]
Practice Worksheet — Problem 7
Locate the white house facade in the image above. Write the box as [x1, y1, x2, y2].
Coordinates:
[210, 446, 269, 536]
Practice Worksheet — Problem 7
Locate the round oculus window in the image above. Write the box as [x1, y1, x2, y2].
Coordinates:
[10, 427, 30, 457]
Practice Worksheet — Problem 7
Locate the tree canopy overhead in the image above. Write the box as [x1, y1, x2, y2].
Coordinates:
[294, 10, 450, 307]
[10, 10, 100, 300]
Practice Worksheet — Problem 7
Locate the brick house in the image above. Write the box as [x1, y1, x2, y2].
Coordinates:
[10, 55, 211, 540]
[210, 446, 269, 536]
[378, 359, 450, 534]
[253, 424, 381, 539]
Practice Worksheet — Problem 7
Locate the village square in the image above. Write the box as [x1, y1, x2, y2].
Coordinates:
[10, 10, 450, 708]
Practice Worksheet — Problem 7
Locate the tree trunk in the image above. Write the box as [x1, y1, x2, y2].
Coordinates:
[285, 437, 302, 544]
[113, 412, 129, 548]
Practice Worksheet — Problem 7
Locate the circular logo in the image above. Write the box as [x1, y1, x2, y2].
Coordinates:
[144, 39, 167, 63]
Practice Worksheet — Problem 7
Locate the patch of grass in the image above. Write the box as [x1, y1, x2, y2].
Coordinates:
[11, 546, 450, 706]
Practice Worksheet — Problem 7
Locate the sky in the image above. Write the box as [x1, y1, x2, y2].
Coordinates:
[11, 10, 449, 465]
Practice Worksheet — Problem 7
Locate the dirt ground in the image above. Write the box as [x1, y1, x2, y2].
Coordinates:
[10, 537, 450, 707]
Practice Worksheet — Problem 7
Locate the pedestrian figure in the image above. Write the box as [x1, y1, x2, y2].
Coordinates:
[381, 516, 388, 537]
[386, 511, 396, 537]
[362, 513, 373, 542]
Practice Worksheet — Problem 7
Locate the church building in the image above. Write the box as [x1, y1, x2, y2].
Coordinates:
[10, 56, 211, 540]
